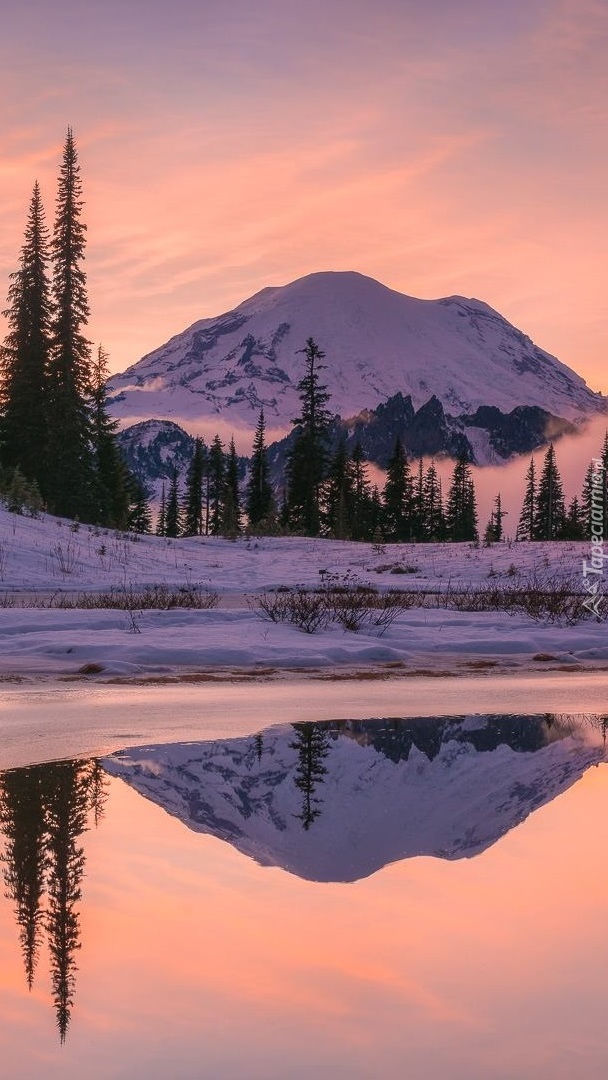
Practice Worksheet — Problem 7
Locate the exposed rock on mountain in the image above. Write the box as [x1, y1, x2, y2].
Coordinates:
[108, 271, 604, 435]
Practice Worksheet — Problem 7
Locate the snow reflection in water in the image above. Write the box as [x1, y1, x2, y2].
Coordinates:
[0, 711, 607, 1078]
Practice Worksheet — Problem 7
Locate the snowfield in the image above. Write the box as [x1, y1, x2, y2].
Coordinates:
[107, 271, 604, 433]
[0, 506, 606, 680]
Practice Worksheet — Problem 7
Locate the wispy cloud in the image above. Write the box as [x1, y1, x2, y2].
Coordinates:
[0, 1, 606, 391]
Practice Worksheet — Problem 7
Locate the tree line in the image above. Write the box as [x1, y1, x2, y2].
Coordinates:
[2, 136, 605, 544]
[156, 336, 608, 544]
[0, 130, 151, 530]
[0, 758, 107, 1042]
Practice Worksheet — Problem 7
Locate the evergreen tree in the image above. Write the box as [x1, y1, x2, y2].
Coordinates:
[445, 456, 478, 542]
[581, 459, 595, 539]
[164, 466, 182, 538]
[534, 443, 565, 540]
[368, 485, 384, 542]
[0, 766, 48, 990]
[350, 441, 373, 541]
[44, 761, 89, 1043]
[562, 494, 586, 540]
[382, 437, 413, 541]
[516, 457, 537, 541]
[182, 437, 206, 537]
[90, 345, 130, 527]
[581, 432, 608, 540]
[156, 482, 166, 536]
[0, 759, 106, 1041]
[485, 493, 506, 543]
[245, 410, 274, 530]
[324, 440, 354, 539]
[46, 130, 96, 519]
[0, 182, 51, 494]
[208, 435, 226, 536]
[410, 457, 425, 541]
[290, 723, 330, 830]
[222, 437, 241, 537]
[2, 466, 43, 516]
[422, 460, 444, 541]
[126, 475, 152, 534]
[285, 338, 332, 535]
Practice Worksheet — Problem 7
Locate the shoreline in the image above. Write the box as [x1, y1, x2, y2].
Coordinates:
[2, 669, 608, 773]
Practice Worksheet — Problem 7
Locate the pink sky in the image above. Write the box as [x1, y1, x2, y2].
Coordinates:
[1, 0, 607, 390]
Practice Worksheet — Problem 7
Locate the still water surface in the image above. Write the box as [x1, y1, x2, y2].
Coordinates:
[1, 700, 608, 1078]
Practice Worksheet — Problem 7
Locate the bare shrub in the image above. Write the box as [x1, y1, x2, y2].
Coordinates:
[250, 588, 330, 634]
[250, 582, 415, 635]
[49, 541, 79, 576]
[18, 583, 220, 611]
[429, 570, 604, 625]
[368, 590, 420, 634]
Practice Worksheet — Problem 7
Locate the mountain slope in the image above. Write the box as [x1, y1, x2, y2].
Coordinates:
[103, 714, 606, 883]
[107, 272, 604, 433]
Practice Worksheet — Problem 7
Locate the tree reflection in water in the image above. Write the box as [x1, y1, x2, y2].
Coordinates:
[290, 722, 331, 829]
[1, 712, 606, 1039]
[0, 759, 108, 1042]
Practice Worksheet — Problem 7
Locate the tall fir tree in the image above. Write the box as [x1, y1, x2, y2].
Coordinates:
[484, 492, 506, 543]
[156, 482, 166, 536]
[182, 437, 206, 537]
[582, 432, 608, 540]
[445, 456, 478, 542]
[516, 457, 537, 541]
[382, 437, 413, 541]
[223, 437, 241, 537]
[0, 766, 48, 991]
[581, 459, 595, 540]
[324, 440, 354, 539]
[350, 441, 373, 541]
[534, 443, 565, 540]
[164, 466, 182, 538]
[562, 494, 586, 539]
[0, 182, 52, 493]
[290, 723, 330, 830]
[285, 338, 332, 535]
[126, 475, 152, 534]
[44, 762, 90, 1043]
[410, 457, 425, 541]
[90, 345, 130, 527]
[46, 129, 96, 519]
[368, 485, 384, 542]
[245, 410, 274, 530]
[208, 435, 226, 536]
[423, 460, 444, 541]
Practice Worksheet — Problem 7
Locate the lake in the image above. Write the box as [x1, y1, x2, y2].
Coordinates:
[1, 676, 607, 1078]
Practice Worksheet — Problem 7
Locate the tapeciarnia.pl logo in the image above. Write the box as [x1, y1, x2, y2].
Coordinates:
[582, 457, 606, 618]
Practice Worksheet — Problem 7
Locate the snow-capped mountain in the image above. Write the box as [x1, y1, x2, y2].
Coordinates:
[103, 714, 606, 883]
[107, 272, 604, 436]
[107, 272, 604, 435]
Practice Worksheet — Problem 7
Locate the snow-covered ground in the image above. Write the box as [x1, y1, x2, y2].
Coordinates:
[0, 506, 605, 680]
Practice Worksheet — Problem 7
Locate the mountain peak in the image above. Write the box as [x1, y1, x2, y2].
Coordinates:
[108, 271, 604, 435]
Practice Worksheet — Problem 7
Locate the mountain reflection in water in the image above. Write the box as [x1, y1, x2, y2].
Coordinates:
[105, 713, 608, 882]
[0, 712, 605, 1044]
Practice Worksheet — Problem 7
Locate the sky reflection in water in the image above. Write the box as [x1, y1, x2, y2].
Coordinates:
[1, 712, 608, 1079]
